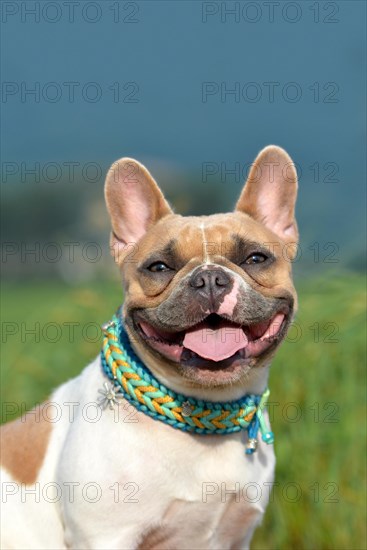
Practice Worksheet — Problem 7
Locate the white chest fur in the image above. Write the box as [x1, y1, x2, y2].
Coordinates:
[1, 359, 275, 550]
[56, 360, 275, 549]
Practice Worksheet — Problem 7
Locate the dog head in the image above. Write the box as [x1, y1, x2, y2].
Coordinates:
[105, 146, 298, 399]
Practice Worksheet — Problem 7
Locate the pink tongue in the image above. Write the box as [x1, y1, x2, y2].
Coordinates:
[183, 324, 248, 362]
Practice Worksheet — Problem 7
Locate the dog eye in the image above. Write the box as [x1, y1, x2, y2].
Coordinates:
[244, 253, 268, 265]
[147, 261, 172, 273]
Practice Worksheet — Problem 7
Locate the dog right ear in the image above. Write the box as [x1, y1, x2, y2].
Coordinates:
[235, 145, 298, 245]
[104, 158, 173, 263]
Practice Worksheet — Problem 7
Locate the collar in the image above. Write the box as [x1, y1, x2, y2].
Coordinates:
[100, 313, 274, 454]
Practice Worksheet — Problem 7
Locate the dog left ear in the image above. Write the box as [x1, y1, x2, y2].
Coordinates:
[235, 145, 298, 244]
[105, 157, 173, 262]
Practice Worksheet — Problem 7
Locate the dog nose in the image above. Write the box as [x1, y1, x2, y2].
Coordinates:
[189, 267, 231, 302]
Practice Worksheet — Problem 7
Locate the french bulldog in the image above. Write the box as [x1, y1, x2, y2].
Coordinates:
[0, 145, 298, 550]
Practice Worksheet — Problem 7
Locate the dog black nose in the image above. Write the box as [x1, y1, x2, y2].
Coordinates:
[189, 267, 231, 303]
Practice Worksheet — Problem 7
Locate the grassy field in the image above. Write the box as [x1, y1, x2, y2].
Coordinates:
[1, 274, 366, 549]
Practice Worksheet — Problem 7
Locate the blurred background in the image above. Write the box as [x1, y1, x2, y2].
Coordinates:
[1, 1, 366, 548]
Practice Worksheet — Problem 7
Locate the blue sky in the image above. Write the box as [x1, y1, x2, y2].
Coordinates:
[2, 0, 366, 260]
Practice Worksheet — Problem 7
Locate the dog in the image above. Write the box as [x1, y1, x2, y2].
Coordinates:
[0, 145, 298, 549]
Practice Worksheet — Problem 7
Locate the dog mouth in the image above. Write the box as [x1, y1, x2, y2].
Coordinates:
[135, 312, 288, 366]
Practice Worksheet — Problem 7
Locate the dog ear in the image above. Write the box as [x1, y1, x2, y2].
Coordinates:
[105, 158, 173, 261]
[235, 145, 298, 244]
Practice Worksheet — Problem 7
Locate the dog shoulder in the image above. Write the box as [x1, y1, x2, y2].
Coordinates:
[0, 402, 54, 485]
[0, 358, 101, 485]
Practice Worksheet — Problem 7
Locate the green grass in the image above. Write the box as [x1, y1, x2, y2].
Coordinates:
[1, 274, 366, 549]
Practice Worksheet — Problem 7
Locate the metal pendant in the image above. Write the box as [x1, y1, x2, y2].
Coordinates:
[245, 438, 258, 454]
[97, 382, 122, 410]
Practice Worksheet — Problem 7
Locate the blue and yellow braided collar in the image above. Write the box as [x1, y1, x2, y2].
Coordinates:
[100, 314, 274, 454]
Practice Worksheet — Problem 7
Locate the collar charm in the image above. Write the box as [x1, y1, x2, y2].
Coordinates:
[97, 381, 123, 410]
[99, 314, 274, 455]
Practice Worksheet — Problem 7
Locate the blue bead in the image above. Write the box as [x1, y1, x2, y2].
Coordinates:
[245, 448, 255, 455]
[262, 431, 274, 444]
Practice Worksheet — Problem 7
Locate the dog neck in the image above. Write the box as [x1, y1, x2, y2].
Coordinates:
[99, 313, 274, 454]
